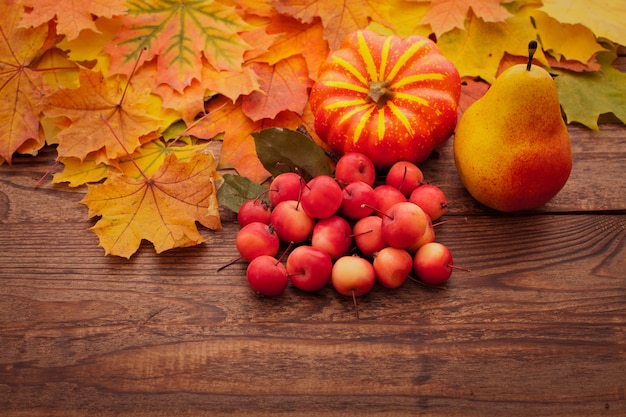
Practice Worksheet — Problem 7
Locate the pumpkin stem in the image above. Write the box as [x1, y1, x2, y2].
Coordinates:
[367, 80, 394, 108]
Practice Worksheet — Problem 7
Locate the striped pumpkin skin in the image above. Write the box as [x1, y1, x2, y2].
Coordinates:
[310, 30, 461, 170]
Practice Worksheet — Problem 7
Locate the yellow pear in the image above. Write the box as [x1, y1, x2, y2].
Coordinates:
[453, 41, 572, 212]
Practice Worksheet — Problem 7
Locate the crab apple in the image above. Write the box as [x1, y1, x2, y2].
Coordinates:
[334, 152, 376, 186]
[270, 200, 314, 243]
[406, 219, 435, 254]
[413, 242, 454, 285]
[380, 202, 429, 249]
[311, 216, 353, 260]
[409, 184, 448, 221]
[331, 255, 376, 297]
[339, 181, 376, 219]
[237, 199, 271, 227]
[301, 175, 343, 219]
[385, 161, 424, 197]
[236, 222, 280, 262]
[246, 255, 289, 297]
[269, 172, 303, 207]
[286, 245, 333, 291]
[373, 185, 406, 217]
[373, 247, 413, 289]
[353, 215, 387, 258]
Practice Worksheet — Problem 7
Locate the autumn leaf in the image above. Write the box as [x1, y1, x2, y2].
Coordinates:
[254, 13, 329, 80]
[43, 69, 164, 161]
[52, 156, 108, 187]
[540, 0, 626, 45]
[272, 0, 392, 50]
[105, 0, 253, 92]
[188, 95, 319, 183]
[421, 0, 513, 37]
[242, 55, 313, 121]
[530, 10, 605, 64]
[554, 48, 626, 130]
[436, 9, 547, 83]
[0, 0, 50, 163]
[19, 0, 127, 41]
[81, 151, 222, 258]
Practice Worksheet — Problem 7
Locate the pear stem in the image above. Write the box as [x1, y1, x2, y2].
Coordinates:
[526, 40, 538, 71]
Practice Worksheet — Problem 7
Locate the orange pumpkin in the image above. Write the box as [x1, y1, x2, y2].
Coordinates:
[309, 30, 461, 170]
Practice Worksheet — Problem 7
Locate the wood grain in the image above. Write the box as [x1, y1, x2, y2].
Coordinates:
[1, 77, 626, 417]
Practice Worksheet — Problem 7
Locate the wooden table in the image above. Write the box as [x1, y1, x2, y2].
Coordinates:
[2, 103, 625, 415]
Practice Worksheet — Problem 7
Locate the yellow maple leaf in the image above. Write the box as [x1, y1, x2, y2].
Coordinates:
[0, 0, 49, 163]
[43, 69, 164, 162]
[81, 151, 222, 258]
[540, 0, 626, 45]
[437, 10, 547, 83]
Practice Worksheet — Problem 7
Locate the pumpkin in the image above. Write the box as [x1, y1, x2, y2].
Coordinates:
[309, 30, 461, 170]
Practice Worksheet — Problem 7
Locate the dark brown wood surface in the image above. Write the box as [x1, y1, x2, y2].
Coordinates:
[2, 84, 625, 415]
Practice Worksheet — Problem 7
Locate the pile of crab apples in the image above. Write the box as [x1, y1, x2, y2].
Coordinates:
[234, 152, 458, 306]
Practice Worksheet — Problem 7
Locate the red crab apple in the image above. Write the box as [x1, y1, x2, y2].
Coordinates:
[235, 222, 280, 262]
[301, 175, 343, 219]
[246, 255, 288, 297]
[270, 200, 315, 243]
[286, 245, 333, 291]
[373, 247, 413, 289]
[413, 242, 454, 285]
[372, 185, 406, 217]
[385, 160, 424, 197]
[339, 181, 376, 220]
[269, 172, 303, 207]
[331, 255, 376, 297]
[334, 152, 376, 186]
[311, 216, 353, 260]
[409, 184, 448, 221]
[352, 215, 387, 258]
[237, 199, 271, 227]
[379, 202, 429, 249]
[406, 219, 435, 254]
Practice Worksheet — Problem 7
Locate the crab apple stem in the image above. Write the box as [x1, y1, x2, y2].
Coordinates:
[360, 204, 393, 220]
[352, 289, 360, 320]
[276, 241, 294, 264]
[217, 255, 244, 272]
[449, 264, 471, 272]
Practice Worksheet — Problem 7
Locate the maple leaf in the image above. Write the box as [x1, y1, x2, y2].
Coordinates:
[254, 13, 329, 80]
[554, 49, 626, 131]
[436, 9, 546, 83]
[105, 0, 253, 92]
[0, 0, 50, 163]
[421, 0, 513, 37]
[187, 95, 319, 183]
[43, 69, 164, 161]
[242, 55, 313, 121]
[81, 151, 222, 258]
[271, 0, 392, 50]
[531, 10, 605, 65]
[540, 0, 626, 45]
[19, 0, 127, 41]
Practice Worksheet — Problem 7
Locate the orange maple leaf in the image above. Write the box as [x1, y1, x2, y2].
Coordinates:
[105, 0, 253, 92]
[187, 95, 319, 183]
[0, 0, 50, 163]
[272, 0, 392, 50]
[81, 151, 222, 258]
[422, 0, 513, 37]
[43, 69, 164, 162]
[19, 0, 127, 41]
[242, 55, 313, 122]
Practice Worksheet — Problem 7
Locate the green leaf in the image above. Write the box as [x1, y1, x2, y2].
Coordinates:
[555, 48, 626, 130]
[252, 127, 332, 181]
[217, 173, 269, 213]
